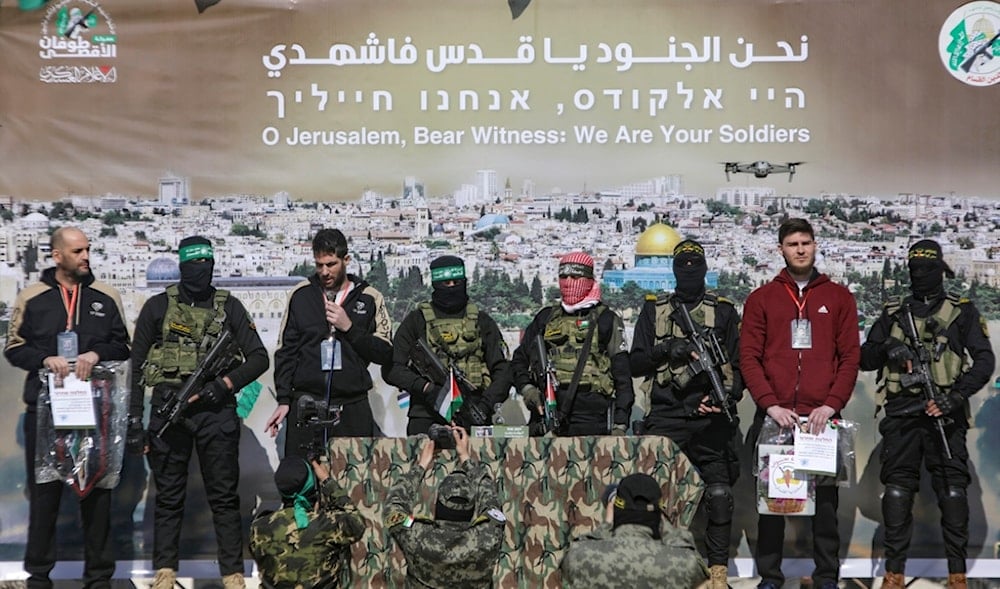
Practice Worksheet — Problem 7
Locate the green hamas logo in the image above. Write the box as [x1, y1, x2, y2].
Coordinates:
[939, 1, 1000, 86]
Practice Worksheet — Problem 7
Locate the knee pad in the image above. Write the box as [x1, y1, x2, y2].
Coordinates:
[704, 483, 734, 525]
[939, 486, 968, 527]
[882, 484, 914, 523]
[942, 486, 966, 500]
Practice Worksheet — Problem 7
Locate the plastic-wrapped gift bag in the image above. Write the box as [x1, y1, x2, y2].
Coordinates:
[35, 361, 130, 497]
[753, 416, 859, 516]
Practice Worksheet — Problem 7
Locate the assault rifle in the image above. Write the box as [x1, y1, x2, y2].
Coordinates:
[533, 333, 560, 434]
[961, 31, 1000, 73]
[154, 327, 238, 438]
[897, 303, 953, 460]
[673, 300, 734, 424]
[411, 338, 489, 426]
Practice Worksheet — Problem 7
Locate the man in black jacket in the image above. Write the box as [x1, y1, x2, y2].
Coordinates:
[511, 251, 633, 436]
[130, 235, 269, 589]
[629, 239, 742, 589]
[5, 226, 130, 589]
[266, 228, 393, 454]
[860, 239, 994, 589]
[386, 255, 512, 435]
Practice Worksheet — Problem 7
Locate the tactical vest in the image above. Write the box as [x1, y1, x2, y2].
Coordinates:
[879, 294, 967, 399]
[143, 285, 232, 386]
[542, 304, 614, 397]
[420, 302, 490, 390]
[651, 292, 734, 389]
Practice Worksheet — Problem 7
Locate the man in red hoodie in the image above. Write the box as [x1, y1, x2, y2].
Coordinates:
[739, 218, 860, 589]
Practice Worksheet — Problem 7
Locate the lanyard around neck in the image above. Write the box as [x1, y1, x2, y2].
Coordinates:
[59, 283, 80, 331]
[782, 283, 810, 320]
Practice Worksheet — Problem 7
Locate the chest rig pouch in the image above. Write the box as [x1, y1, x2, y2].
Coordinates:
[143, 285, 231, 387]
[652, 292, 734, 391]
[879, 294, 967, 400]
[543, 304, 614, 396]
[420, 302, 490, 390]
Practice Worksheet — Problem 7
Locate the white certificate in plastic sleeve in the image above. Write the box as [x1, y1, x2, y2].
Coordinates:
[48, 373, 97, 428]
[793, 424, 838, 475]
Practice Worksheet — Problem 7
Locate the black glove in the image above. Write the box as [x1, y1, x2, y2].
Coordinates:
[883, 337, 914, 368]
[125, 415, 146, 455]
[200, 377, 231, 405]
[711, 393, 740, 414]
[932, 391, 964, 415]
[667, 339, 697, 363]
[651, 341, 671, 363]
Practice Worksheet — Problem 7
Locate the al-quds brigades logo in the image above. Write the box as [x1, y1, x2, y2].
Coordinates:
[940, 0, 1000, 86]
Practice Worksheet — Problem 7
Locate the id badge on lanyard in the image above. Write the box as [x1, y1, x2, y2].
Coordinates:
[791, 319, 812, 349]
[784, 284, 812, 350]
[320, 285, 348, 371]
[58, 331, 79, 358]
[58, 284, 80, 359]
[320, 338, 342, 371]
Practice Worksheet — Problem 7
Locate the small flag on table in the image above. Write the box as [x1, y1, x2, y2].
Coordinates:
[434, 367, 464, 422]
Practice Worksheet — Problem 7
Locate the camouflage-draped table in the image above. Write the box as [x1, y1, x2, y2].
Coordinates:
[326, 435, 703, 588]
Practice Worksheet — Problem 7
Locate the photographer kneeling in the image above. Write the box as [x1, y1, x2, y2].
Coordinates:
[384, 426, 506, 588]
[250, 457, 366, 589]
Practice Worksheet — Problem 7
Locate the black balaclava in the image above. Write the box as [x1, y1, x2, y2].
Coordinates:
[672, 239, 708, 303]
[178, 235, 215, 301]
[429, 255, 469, 313]
[907, 239, 954, 301]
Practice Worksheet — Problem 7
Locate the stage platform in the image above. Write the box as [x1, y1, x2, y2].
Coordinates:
[1, 559, 999, 588]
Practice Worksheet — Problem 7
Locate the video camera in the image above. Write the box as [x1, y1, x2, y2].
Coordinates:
[427, 423, 456, 450]
[295, 396, 343, 461]
[295, 395, 343, 429]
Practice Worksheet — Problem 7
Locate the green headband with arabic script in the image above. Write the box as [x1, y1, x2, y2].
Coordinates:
[431, 265, 466, 282]
[178, 243, 214, 262]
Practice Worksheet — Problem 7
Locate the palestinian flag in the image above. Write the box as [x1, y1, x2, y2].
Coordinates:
[545, 374, 557, 413]
[434, 367, 464, 422]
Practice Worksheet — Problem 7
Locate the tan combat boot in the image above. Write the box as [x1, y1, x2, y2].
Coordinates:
[708, 564, 729, 589]
[880, 571, 905, 589]
[947, 572, 967, 589]
[151, 568, 176, 589]
[222, 572, 246, 589]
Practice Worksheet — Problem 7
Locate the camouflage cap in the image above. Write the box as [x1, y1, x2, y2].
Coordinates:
[435, 470, 475, 522]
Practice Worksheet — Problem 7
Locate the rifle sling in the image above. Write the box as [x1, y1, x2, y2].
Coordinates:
[559, 310, 600, 425]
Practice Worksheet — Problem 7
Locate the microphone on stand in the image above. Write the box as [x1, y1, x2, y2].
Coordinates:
[325, 289, 337, 336]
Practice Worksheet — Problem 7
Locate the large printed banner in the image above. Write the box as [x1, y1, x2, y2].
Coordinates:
[2, 0, 1000, 580]
[1, 0, 998, 200]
